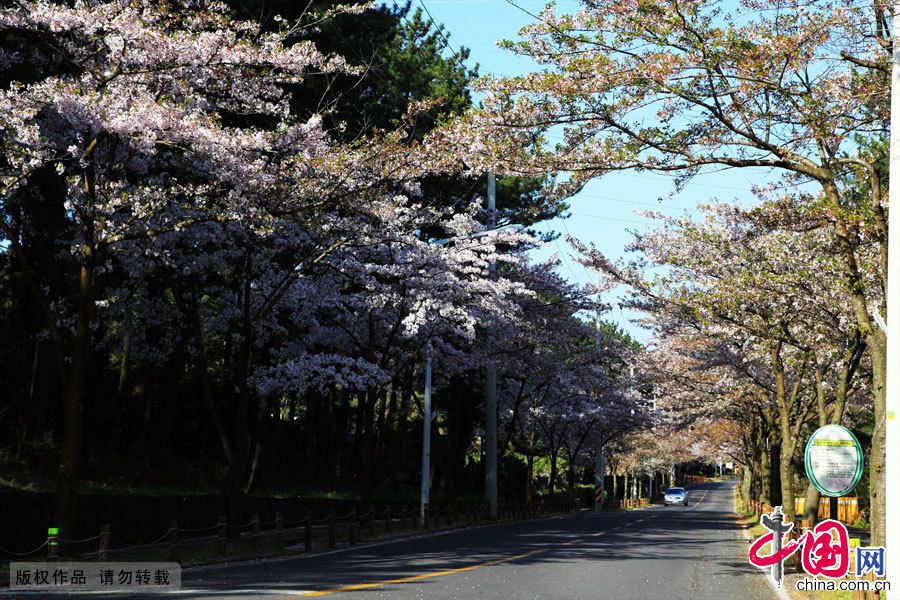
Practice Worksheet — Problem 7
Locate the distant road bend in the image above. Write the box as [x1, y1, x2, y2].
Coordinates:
[17, 481, 775, 600]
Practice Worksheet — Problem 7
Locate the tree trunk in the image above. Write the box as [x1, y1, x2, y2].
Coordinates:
[54, 258, 95, 540]
[358, 390, 377, 497]
[151, 357, 181, 468]
[741, 465, 752, 506]
[227, 247, 255, 536]
[868, 343, 887, 546]
[802, 484, 820, 524]
[802, 352, 859, 526]
[548, 447, 559, 495]
[526, 433, 535, 504]
[323, 387, 337, 482]
[23, 338, 53, 448]
[829, 199, 886, 546]
[337, 387, 351, 477]
[779, 439, 797, 520]
[769, 439, 782, 507]
[612, 467, 618, 505]
[759, 442, 771, 505]
[304, 391, 319, 479]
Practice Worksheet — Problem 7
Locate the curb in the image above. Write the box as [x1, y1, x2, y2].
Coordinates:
[733, 489, 791, 600]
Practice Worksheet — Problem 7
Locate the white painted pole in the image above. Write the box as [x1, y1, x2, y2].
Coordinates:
[485, 172, 498, 520]
[420, 354, 432, 527]
[885, 2, 900, 587]
[594, 308, 604, 511]
[594, 438, 604, 511]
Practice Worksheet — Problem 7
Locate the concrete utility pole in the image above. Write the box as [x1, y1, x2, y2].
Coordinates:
[594, 438, 604, 510]
[420, 354, 432, 527]
[885, 2, 900, 587]
[593, 308, 604, 511]
[485, 172, 498, 520]
[429, 181, 518, 523]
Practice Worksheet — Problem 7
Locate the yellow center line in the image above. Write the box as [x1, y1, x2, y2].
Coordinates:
[300, 547, 551, 597]
[297, 514, 648, 597]
[695, 489, 709, 505]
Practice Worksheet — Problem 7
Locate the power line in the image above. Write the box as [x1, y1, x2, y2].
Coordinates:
[575, 192, 703, 214]
[541, 221, 583, 285]
[414, 0, 507, 78]
[569, 213, 654, 226]
[559, 216, 596, 286]
[416, 0, 463, 60]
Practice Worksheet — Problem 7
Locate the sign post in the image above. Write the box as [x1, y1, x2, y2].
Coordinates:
[804, 425, 864, 498]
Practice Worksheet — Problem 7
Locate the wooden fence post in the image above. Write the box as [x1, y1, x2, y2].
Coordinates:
[167, 520, 179, 563]
[99, 525, 111, 562]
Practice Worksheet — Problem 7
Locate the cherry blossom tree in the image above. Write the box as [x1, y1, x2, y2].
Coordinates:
[453, 0, 890, 542]
[0, 0, 432, 534]
[0, 0, 668, 543]
[576, 201, 871, 520]
[491, 259, 647, 500]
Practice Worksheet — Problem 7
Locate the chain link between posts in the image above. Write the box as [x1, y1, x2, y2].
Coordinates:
[22, 499, 580, 561]
[0, 540, 48, 557]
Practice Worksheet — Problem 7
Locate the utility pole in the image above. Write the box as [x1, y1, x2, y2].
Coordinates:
[593, 307, 604, 511]
[485, 172, 498, 520]
[430, 183, 518, 524]
[885, 2, 900, 587]
[420, 354, 432, 527]
[594, 437, 604, 511]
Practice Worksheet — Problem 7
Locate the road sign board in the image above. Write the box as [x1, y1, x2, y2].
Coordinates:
[804, 424, 863, 497]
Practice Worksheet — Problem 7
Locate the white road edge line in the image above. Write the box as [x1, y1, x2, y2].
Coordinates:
[733, 487, 791, 600]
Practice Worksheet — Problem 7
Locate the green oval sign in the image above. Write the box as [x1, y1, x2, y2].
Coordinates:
[804, 424, 863, 497]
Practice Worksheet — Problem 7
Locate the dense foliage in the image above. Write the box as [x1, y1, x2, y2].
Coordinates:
[0, 0, 644, 541]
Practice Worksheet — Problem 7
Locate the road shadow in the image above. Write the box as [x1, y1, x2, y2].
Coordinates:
[9, 482, 768, 599]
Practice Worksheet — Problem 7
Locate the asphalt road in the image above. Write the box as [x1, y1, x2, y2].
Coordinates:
[10, 480, 775, 600]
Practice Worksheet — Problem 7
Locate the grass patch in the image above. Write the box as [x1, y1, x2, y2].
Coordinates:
[733, 489, 767, 538]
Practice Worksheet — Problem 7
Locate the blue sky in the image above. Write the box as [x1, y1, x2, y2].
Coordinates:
[415, 0, 772, 342]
